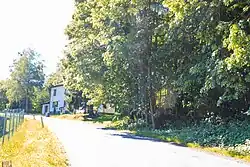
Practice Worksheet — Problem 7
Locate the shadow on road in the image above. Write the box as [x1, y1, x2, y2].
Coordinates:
[98, 127, 187, 148]
[97, 127, 117, 130]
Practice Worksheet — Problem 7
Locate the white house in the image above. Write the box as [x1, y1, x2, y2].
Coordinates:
[42, 84, 67, 115]
[41, 84, 115, 115]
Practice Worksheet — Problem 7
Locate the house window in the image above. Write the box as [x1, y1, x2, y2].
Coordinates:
[53, 101, 58, 108]
[53, 89, 57, 96]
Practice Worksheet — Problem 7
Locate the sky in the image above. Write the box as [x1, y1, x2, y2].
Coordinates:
[0, 0, 75, 80]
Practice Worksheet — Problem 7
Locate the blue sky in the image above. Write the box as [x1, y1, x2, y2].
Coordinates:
[0, 0, 75, 79]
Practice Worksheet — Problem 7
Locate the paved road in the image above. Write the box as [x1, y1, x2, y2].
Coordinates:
[34, 116, 250, 167]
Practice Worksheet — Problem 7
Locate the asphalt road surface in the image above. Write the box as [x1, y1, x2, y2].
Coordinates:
[33, 116, 250, 167]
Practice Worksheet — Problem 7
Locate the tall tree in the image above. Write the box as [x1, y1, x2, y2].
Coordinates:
[31, 87, 49, 113]
[0, 80, 9, 110]
[45, 62, 64, 88]
[63, 0, 250, 128]
[7, 48, 45, 112]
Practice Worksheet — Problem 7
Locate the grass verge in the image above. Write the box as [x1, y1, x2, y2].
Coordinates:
[106, 118, 250, 163]
[0, 119, 68, 167]
[134, 130, 250, 162]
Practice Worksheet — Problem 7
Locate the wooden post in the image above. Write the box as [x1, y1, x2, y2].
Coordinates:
[21, 110, 23, 123]
[15, 112, 18, 131]
[13, 113, 15, 133]
[18, 111, 20, 125]
[2, 111, 7, 145]
[19, 110, 21, 122]
[2, 160, 12, 167]
[41, 117, 44, 128]
[8, 112, 11, 141]
[11, 111, 14, 137]
[22, 110, 25, 123]
[17, 109, 19, 124]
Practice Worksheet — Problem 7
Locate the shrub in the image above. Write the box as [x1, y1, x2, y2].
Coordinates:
[127, 119, 148, 130]
[135, 120, 250, 148]
[227, 139, 250, 156]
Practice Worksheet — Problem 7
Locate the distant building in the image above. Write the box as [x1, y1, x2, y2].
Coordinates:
[42, 84, 67, 115]
[41, 84, 115, 115]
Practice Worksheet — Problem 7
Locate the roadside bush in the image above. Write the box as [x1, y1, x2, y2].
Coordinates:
[110, 115, 250, 157]
[127, 119, 148, 130]
[116, 120, 250, 149]
[227, 139, 250, 156]
[112, 112, 123, 122]
[109, 116, 130, 129]
[110, 116, 148, 130]
[153, 121, 250, 147]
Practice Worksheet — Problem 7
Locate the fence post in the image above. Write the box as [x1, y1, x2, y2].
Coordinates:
[14, 112, 17, 132]
[17, 109, 19, 126]
[19, 110, 21, 123]
[22, 110, 24, 123]
[20, 110, 23, 123]
[17, 111, 19, 126]
[8, 111, 11, 141]
[19, 111, 21, 125]
[22, 111, 23, 123]
[12, 110, 15, 133]
[11, 110, 14, 136]
[15, 111, 18, 131]
[2, 111, 7, 145]
[41, 116, 44, 128]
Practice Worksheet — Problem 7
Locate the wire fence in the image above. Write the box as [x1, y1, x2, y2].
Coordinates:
[0, 109, 25, 145]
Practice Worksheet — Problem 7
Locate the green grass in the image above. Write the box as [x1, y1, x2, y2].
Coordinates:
[134, 130, 250, 162]
[84, 113, 114, 123]
[0, 119, 68, 167]
[0, 113, 23, 139]
[5, 117, 21, 136]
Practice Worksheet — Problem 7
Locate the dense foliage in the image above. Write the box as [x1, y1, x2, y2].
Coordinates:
[0, 81, 9, 110]
[0, 48, 48, 113]
[111, 117, 250, 147]
[62, 0, 250, 128]
[45, 64, 64, 88]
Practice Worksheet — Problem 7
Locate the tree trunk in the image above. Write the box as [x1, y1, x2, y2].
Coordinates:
[148, 0, 156, 129]
[159, 88, 162, 107]
[150, 99, 155, 129]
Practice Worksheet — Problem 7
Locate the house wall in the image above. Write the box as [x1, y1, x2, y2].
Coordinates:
[50, 86, 66, 113]
[103, 104, 115, 113]
[42, 104, 49, 115]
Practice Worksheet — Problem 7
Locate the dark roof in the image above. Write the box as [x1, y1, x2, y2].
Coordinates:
[41, 102, 50, 105]
[49, 84, 64, 89]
